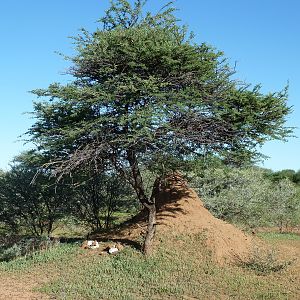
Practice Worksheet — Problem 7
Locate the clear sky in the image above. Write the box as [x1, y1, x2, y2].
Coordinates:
[0, 0, 299, 171]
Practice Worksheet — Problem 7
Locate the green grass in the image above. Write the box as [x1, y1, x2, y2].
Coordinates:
[51, 213, 135, 238]
[0, 243, 79, 272]
[237, 246, 295, 276]
[111, 211, 136, 225]
[39, 237, 295, 299]
[0, 234, 299, 299]
[51, 217, 89, 238]
[257, 232, 300, 241]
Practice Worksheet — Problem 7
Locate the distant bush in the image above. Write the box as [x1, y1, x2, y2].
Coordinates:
[0, 235, 59, 262]
[191, 167, 300, 230]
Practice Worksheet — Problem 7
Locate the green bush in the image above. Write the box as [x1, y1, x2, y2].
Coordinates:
[191, 167, 300, 229]
[0, 236, 59, 262]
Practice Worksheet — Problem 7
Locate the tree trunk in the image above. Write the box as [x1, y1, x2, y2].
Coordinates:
[126, 149, 160, 254]
[47, 218, 54, 236]
[142, 202, 156, 254]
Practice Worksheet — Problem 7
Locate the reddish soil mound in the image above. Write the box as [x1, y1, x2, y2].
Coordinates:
[95, 172, 253, 263]
[155, 173, 253, 263]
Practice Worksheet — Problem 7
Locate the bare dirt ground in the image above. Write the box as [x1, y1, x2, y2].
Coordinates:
[0, 273, 50, 300]
[270, 238, 300, 289]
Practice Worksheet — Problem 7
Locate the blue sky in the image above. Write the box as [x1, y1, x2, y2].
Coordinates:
[0, 0, 299, 171]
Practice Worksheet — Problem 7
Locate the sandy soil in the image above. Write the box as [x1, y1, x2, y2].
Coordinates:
[0, 273, 50, 300]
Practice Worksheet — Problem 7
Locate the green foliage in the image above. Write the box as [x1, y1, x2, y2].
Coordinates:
[269, 169, 300, 185]
[0, 151, 70, 235]
[191, 166, 300, 229]
[0, 235, 60, 262]
[0, 150, 137, 236]
[69, 172, 137, 230]
[0, 244, 22, 262]
[268, 179, 300, 231]
[27, 0, 292, 197]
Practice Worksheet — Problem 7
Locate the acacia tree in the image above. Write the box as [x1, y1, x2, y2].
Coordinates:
[28, 0, 292, 253]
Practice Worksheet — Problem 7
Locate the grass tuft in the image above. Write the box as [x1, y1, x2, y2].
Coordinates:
[0, 243, 79, 272]
[237, 246, 295, 276]
[257, 232, 300, 241]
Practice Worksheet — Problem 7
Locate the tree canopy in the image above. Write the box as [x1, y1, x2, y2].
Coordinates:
[27, 0, 292, 253]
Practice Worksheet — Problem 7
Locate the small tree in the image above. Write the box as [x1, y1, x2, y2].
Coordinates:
[268, 179, 300, 232]
[0, 151, 69, 236]
[28, 0, 292, 253]
[70, 171, 135, 230]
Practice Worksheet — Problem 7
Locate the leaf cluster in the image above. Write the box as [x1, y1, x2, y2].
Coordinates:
[28, 0, 292, 179]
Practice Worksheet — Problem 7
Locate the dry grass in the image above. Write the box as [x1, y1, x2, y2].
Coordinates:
[0, 232, 299, 299]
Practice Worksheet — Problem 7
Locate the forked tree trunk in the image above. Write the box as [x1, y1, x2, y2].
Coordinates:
[127, 149, 160, 254]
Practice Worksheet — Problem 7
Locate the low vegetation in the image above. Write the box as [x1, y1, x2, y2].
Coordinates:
[237, 246, 295, 276]
[0, 233, 299, 299]
[191, 166, 300, 231]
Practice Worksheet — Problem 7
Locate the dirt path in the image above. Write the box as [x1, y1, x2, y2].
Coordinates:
[276, 239, 300, 281]
[0, 272, 51, 300]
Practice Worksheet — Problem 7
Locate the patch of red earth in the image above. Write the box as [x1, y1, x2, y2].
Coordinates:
[95, 172, 254, 264]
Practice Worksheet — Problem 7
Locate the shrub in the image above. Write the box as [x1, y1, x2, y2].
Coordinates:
[0, 236, 59, 262]
[237, 246, 295, 275]
[191, 167, 300, 229]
